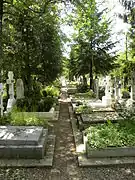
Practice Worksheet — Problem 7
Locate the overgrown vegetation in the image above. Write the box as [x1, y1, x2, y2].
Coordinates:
[86, 119, 135, 149]
[75, 104, 93, 114]
[0, 106, 48, 127]
[75, 91, 96, 99]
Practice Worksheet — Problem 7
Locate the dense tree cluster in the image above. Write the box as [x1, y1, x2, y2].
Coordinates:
[68, 0, 117, 89]
[0, 0, 64, 96]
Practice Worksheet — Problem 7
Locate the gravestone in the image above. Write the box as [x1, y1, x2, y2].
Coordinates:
[126, 71, 135, 108]
[0, 126, 48, 159]
[102, 76, 112, 107]
[0, 83, 4, 116]
[131, 71, 135, 101]
[95, 78, 99, 100]
[16, 79, 24, 99]
[114, 77, 119, 100]
[118, 80, 122, 100]
[6, 71, 16, 112]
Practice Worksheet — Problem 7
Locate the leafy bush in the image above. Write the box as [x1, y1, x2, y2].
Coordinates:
[9, 106, 48, 127]
[75, 105, 93, 114]
[53, 79, 61, 89]
[42, 85, 60, 97]
[38, 96, 55, 112]
[0, 115, 10, 125]
[76, 84, 88, 93]
[121, 89, 130, 99]
[3, 96, 8, 111]
[16, 98, 38, 112]
[98, 86, 105, 100]
[75, 91, 95, 99]
[86, 120, 135, 149]
[16, 96, 55, 112]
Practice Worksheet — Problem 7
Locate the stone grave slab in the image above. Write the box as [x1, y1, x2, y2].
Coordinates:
[81, 112, 122, 124]
[0, 126, 43, 145]
[0, 135, 56, 167]
[0, 126, 48, 159]
[70, 117, 135, 167]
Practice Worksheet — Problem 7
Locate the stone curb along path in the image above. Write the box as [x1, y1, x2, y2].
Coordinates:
[0, 135, 56, 167]
[68, 103, 135, 167]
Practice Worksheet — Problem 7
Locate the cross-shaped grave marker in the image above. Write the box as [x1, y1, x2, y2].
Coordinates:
[6, 71, 16, 112]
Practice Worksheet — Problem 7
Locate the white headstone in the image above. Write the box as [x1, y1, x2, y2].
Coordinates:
[131, 71, 135, 101]
[6, 71, 16, 112]
[102, 76, 112, 107]
[95, 78, 99, 99]
[16, 79, 24, 99]
[118, 80, 122, 100]
[114, 77, 119, 100]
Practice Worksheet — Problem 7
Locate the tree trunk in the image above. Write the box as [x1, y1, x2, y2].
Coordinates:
[89, 58, 93, 90]
[0, 0, 3, 82]
[82, 75, 87, 86]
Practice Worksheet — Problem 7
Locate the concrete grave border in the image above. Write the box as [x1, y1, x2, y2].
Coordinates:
[0, 135, 56, 167]
[15, 105, 59, 122]
[69, 105, 135, 167]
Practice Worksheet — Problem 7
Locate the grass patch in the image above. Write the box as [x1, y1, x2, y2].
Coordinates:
[85, 120, 135, 149]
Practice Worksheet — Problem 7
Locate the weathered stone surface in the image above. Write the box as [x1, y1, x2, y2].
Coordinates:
[0, 135, 56, 167]
[78, 154, 135, 167]
[50, 169, 60, 180]
[0, 129, 48, 159]
[86, 144, 135, 158]
[0, 126, 44, 145]
[81, 112, 122, 124]
[16, 111, 55, 120]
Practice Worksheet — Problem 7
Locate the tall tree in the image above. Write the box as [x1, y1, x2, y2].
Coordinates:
[0, 0, 3, 81]
[2, 0, 64, 97]
[69, 0, 116, 89]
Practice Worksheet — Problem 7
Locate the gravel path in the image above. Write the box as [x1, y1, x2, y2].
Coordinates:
[1, 101, 135, 179]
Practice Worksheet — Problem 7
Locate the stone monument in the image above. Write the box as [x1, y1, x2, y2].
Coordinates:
[102, 76, 112, 107]
[118, 80, 122, 101]
[126, 71, 135, 108]
[6, 71, 16, 112]
[16, 79, 24, 99]
[114, 77, 119, 100]
[0, 126, 48, 159]
[95, 78, 99, 100]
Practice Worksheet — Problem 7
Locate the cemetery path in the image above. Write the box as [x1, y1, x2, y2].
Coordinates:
[52, 101, 81, 180]
[1, 100, 135, 179]
[50, 100, 135, 180]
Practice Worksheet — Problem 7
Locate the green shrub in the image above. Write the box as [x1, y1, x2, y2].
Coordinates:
[16, 96, 55, 112]
[121, 89, 130, 99]
[53, 79, 61, 89]
[75, 91, 95, 99]
[3, 96, 8, 111]
[0, 115, 10, 125]
[38, 96, 55, 112]
[86, 120, 135, 149]
[76, 84, 88, 93]
[16, 98, 38, 112]
[42, 85, 60, 97]
[10, 106, 48, 127]
[75, 105, 93, 114]
[98, 86, 105, 100]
